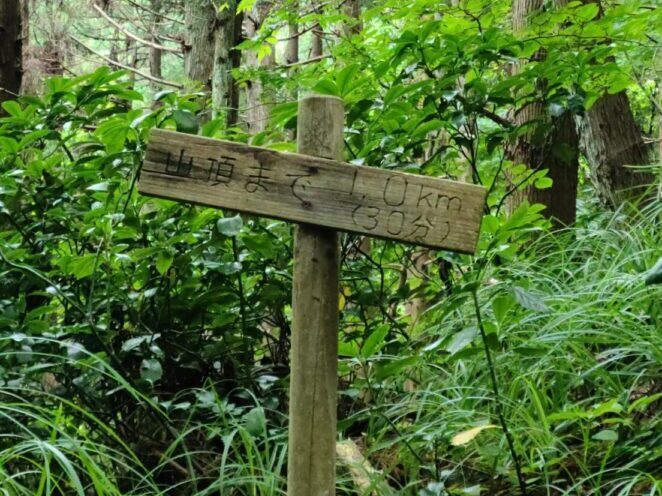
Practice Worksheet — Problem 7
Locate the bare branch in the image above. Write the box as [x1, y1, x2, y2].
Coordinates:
[280, 54, 332, 68]
[70, 35, 183, 89]
[92, 3, 180, 53]
[125, 0, 185, 25]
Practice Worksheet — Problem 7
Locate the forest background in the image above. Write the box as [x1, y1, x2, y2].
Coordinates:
[1, 0, 662, 494]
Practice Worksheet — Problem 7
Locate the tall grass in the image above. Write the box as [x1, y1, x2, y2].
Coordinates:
[355, 202, 662, 494]
[1, 204, 662, 494]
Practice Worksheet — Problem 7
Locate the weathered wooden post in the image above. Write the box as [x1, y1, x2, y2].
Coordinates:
[288, 95, 344, 496]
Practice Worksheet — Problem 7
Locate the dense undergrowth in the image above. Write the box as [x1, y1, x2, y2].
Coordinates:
[0, 70, 661, 495]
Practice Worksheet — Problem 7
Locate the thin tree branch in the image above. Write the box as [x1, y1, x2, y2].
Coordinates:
[0, 87, 19, 98]
[280, 54, 332, 68]
[92, 3, 180, 53]
[125, 0, 185, 25]
[70, 35, 183, 89]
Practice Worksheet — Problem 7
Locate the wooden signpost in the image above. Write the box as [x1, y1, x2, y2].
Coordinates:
[138, 95, 486, 496]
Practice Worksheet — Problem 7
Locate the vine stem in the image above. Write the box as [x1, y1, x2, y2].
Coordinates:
[471, 289, 528, 496]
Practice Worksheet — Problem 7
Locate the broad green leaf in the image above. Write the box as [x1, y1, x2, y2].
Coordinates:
[337, 64, 360, 97]
[491, 295, 514, 324]
[512, 286, 550, 313]
[94, 118, 129, 153]
[218, 261, 242, 274]
[628, 393, 662, 413]
[339, 339, 359, 357]
[1, 100, 22, 117]
[592, 429, 618, 442]
[313, 79, 339, 96]
[534, 177, 553, 189]
[71, 254, 97, 280]
[446, 327, 478, 355]
[451, 424, 498, 446]
[121, 335, 156, 353]
[154, 89, 176, 103]
[140, 358, 163, 383]
[217, 215, 243, 236]
[361, 325, 389, 358]
[374, 356, 418, 381]
[86, 182, 109, 192]
[244, 407, 266, 437]
[156, 251, 174, 275]
[172, 109, 199, 134]
[644, 257, 662, 285]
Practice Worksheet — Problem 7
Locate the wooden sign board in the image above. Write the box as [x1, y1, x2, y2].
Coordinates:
[139, 129, 487, 253]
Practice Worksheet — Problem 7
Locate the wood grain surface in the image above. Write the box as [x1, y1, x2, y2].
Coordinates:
[139, 128, 486, 253]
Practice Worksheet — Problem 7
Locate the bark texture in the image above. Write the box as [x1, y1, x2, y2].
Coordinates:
[507, 0, 580, 226]
[184, 0, 216, 87]
[311, 4, 323, 59]
[149, 0, 163, 82]
[211, 0, 239, 123]
[342, 0, 362, 36]
[0, 0, 22, 105]
[285, 16, 299, 65]
[244, 1, 274, 133]
[578, 92, 655, 207]
[575, 0, 655, 207]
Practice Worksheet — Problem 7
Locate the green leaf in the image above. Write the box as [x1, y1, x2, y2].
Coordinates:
[337, 64, 360, 97]
[628, 393, 662, 413]
[121, 335, 156, 353]
[244, 407, 266, 437]
[592, 429, 618, 442]
[1, 100, 22, 117]
[218, 261, 242, 274]
[534, 177, 553, 189]
[374, 356, 418, 381]
[492, 295, 514, 324]
[94, 118, 129, 153]
[70, 254, 97, 280]
[412, 119, 445, 140]
[446, 327, 478, 355]
[644, 257, 662, 285]
[512, 286, 550, 313]
[154, 89, 176, 103]
[140, 358, 163, 383]
[575, 3, 600, 21]
[172, 109, 199, 134]
[237, 0, 258, 13]
[313, 79, 339, 96]
[156, 251, 174, 275]
[361, 325, 389, 358]
[86, 182, 109, 192]
[451, 424, 498, 446]
[548, 103, 565, 117]
[217, 215, 243, 236]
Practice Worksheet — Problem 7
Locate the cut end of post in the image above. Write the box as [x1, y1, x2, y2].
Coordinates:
[297, 95, 345, 161]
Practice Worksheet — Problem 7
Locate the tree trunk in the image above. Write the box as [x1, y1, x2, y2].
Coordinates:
[311, 3, 323, 59]
[244, 1, 273, 133]
[211, 0, 239, 124]
[149, 0, 163, 82]
[285, 15, 299, 65]
[507, 0, 580, 226]
[574, 0, 655, 207]
[342, 0, 362, 36]
[578, 92, 655, 207]
[0, 0, 22, 106]
[508, 108, 580, 225]
[185, 0, 216, 88]
[19, 0, 28, 88]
